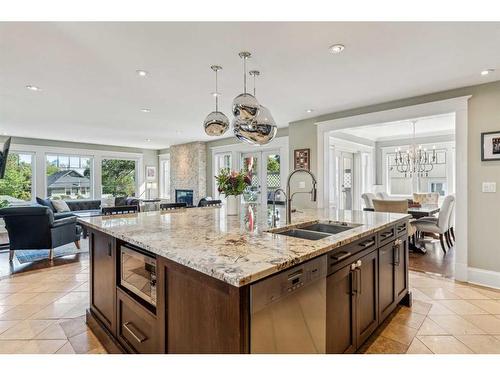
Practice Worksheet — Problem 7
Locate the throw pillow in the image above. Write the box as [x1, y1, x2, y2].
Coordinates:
[36, 197, 55, 211]
[101, 196, 115, 208]
[51, 199, 71, 213]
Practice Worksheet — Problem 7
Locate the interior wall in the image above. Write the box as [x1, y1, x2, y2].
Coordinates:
[205, 127, 289, 197]
[287, 80, 500, 274]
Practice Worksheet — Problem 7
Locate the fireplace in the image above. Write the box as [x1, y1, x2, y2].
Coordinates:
[175, 189, 194, 207]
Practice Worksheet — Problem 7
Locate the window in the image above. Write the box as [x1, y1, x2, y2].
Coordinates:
[0, 152, 34, 201]
[160, 156, 170, 200]
[46, 154, 92, 200]
[101, 159, 137, 197]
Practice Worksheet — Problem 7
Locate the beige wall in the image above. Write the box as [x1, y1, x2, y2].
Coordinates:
[288, 80, 500, 273]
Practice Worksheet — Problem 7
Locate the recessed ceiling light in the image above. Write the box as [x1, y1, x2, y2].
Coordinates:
[211, 92, 221, 97]
[146, 138, 152, 142]
[140, 108, 151, 113]
[136, 70, 148, 77]
[481, 69, 494, 76]
[306, 109, 314, 113]
[329, 44, 345, 54]
[26, 85, 41, 91]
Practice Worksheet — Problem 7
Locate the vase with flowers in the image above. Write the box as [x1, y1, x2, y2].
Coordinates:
[215, 168, 251, 216]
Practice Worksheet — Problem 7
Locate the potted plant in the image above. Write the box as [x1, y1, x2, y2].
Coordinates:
[215, 169, 251, 215]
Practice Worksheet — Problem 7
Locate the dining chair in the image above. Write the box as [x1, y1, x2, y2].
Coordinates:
[372, 199, 417, 243]
[361, 193, 376, 211]
[102, 205, 139, 215]
[376, 192, 390, 200]
[160, 202, 188, 211]
[412, 195, 455, 254]
[413, 192, 440, 205]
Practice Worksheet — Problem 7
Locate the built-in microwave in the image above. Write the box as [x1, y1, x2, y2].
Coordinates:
[120, 245, 157, 307]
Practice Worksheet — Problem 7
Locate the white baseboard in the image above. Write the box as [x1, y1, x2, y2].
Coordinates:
[467, 267, 500, 290]
[455, 262, 468, 282]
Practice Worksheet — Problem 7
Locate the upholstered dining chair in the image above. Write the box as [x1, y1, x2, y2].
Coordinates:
[372, 199, 417, 242]
[412, 195, 455, 254]
[361, 193, 377, 211]
[413, 192, 440, 205]
[376, 192, 390, 200]
[160, 202, 188, 211]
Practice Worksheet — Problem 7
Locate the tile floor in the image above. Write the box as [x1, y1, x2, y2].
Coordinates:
[361, 272, 500, 354]
[0, 257, 106, 354]
[1, 250, 500, 354]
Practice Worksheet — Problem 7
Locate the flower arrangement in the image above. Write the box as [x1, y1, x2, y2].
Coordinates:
[215, 169, 251, 197]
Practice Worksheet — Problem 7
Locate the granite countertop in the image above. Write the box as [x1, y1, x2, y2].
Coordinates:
[78, 205, 410, 287]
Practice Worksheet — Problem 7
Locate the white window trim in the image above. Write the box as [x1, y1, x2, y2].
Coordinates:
[158, 152, 170, 200]
[9, 143, 144, 200]
[209, 136, 289, 201]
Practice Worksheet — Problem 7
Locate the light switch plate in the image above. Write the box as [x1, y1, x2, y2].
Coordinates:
[482, 182, 497, 193]
[299, 181, 306, 189]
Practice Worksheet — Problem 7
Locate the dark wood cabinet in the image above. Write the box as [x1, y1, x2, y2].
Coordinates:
[327, 248, 379, 353]
[378, 234, 409, 322]
[89, 230, 116, 334]
[116, 289, 163, 354]
[326, 262, 356, 354]
[355, 249, 379, 345]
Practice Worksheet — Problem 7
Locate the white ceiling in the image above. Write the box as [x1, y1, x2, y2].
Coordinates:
[0, 22, 499, 149]
[335, 113, 456, 142]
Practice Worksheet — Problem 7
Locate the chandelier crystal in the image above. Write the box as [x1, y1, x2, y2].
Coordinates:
[392, 120, 437, 178]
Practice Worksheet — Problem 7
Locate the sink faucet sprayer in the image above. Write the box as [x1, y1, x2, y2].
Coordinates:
[272, 168, 318, 227]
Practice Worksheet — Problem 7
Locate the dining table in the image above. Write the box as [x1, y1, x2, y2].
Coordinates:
[407, 204, 440, 219]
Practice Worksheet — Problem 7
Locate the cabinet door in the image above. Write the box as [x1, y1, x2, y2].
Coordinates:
[378, 242, 396, 322]
[356, 249, 379, 346]
[326, 263, 356, 354]
[395, 236, 409, 301]
[90, 230, 116, 333]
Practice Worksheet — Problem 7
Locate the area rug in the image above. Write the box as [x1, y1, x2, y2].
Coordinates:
[14, 239, 89, 264]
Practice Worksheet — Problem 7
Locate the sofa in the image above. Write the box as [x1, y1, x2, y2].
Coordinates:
[0, 205, 82, 261]
[36, 197, 140, 219]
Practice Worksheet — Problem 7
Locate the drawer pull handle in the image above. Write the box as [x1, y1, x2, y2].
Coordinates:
[331, 251, 352, 262]
[107, 242, 112, 257]
[380, 231, 393, 239]
[359, 239, 375, 248]
[123, 321, 147, 343]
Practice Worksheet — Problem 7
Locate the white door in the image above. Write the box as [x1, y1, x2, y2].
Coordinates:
[240, 150, 282, 206]
[336, 151, 354, 210]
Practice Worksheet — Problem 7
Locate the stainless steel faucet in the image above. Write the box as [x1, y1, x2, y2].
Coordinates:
[286, 169, 318, 224]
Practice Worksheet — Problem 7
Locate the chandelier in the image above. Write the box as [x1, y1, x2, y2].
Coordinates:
[392, 120, 437, 178]
[203, 51, 277, 146]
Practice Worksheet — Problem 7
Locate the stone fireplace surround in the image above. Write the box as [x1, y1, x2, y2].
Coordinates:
[169, 141, 206, 206]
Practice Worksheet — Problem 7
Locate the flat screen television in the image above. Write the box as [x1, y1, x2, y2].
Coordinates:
[0, 137, 11, 179]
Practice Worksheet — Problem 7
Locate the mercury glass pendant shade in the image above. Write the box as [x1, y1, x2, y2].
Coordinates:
[204, 111, 230, 136]
[204, 65, 229, 136]
[233, 114, 277, 146]
[232, 92, 260, 121]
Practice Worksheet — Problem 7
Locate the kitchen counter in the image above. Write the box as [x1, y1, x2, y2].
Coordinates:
[78, 205, 409, 287]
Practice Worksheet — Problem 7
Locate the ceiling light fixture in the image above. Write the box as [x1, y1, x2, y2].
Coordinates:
[203, 65, 229, 136]
[306, 109, 314, 113]
[26, 85, 41, 91]
[329, 44, 345, 54]
[146, 138, 151, 142]
[481, 69, 494, 76]
[136, 70, 148, 77]
[140, 108, 151, 113]
[233, 70, 277, 146]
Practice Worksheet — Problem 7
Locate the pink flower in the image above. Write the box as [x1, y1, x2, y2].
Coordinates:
[230, 170, 238, 178]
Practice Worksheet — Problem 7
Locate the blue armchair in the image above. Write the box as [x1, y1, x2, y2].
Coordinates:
[0, 205, 82, 262]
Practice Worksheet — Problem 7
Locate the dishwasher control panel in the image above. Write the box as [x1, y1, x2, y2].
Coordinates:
[250, 255, 327, 313]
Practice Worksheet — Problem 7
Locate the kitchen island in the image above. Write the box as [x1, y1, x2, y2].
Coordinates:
[78, 205, 411, 354]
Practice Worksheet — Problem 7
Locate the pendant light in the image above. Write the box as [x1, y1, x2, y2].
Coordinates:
[234, 70, 277, 145]
[203, 65, 229, 136]
[232, 52, 260, 121]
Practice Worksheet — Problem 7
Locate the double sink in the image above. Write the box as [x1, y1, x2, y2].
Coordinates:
[270, 220, 362, 241]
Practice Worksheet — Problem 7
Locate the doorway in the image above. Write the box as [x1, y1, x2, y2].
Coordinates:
[241, 151, 282, 206]
[336, 151, 354, 210]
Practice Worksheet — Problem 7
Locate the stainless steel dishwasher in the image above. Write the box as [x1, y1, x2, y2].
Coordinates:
[250, 255, 327, 353]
